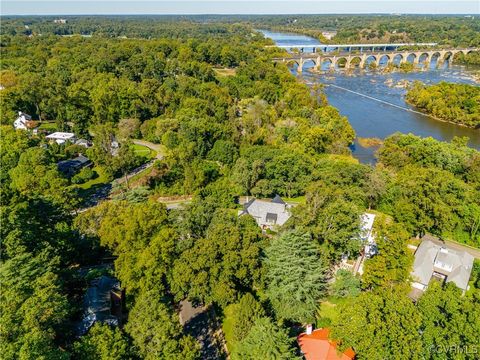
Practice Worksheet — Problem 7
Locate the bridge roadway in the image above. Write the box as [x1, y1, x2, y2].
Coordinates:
[270, 42, 438, 52]
[272, 48, 478, 72]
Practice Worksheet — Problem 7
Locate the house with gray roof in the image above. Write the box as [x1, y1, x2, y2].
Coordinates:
[239, 195, 292, 230]
[411, 239, 474, 295]
[57, 154, 92, 177]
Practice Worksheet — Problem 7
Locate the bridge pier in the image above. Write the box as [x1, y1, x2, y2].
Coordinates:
[297, 58, 304, 73]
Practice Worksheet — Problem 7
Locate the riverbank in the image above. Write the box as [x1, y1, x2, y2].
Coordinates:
[261, 29, 480, 163]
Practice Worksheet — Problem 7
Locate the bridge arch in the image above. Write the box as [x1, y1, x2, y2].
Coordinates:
[392, 54, 403, 65]
[429, 52, 442, 68]
[418, 53, 430, 65]
[443, 51, 454, 62]
[364, 55, 378, 68]
[283, 59, 300, 67]
[321, 58, 334, 71]
[336, 57, 349, 68]
[300, 58, 316, 72]
[378, 54, 391, 67]
[405, 53, 417, 64]
[349, 56, 362, 68]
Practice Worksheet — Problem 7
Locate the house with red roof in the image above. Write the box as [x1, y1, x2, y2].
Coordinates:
[298, 327, 355, 360]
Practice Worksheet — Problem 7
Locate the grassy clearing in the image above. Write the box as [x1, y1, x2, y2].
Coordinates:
[77, 166, 110, 190]
[213, 67, 237, 77]
[283, 196, 306, 204]
[37, 122, 58, 132]
[317, 296, 354, 328]
[132, 143, 156, 159]
[222, 303, 238, 355]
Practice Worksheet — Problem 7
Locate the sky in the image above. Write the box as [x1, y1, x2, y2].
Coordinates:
[1, 0, 479, 16]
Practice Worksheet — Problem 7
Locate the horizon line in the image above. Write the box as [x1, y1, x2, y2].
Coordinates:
[2, 13, 478, 16]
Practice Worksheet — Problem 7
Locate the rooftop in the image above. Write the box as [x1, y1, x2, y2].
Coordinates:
[240, 195, 291, 228]
[57, 154, 91, 174]
[412, 239, 474, 291]
[298, 328, 355, 360]
[46, 132, 75, 139]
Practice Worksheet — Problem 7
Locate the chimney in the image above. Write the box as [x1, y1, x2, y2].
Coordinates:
[306, 324, 313, 335]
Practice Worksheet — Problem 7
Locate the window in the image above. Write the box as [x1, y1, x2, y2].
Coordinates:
[266, 212, 278, 224]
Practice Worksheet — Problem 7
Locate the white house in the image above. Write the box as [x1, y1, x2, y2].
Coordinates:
[46, 132, 76, 145]
[360, 213, 377, 258]
[14, 111, 37, 131]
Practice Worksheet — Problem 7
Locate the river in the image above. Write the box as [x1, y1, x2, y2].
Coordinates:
[261, 30, 480, 163]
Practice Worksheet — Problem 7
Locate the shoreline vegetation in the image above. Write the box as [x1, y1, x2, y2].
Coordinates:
[406, 81, 480, 129]
[357, 137, 384, 148]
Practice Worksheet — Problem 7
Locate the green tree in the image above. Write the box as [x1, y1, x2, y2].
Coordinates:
[291, 182, 363, 260]
[171, 210, 264, 306]
[332, 287, 422, 360]
[330, 269, 361, 298]
[9, 147, 71, 206]
[125, 291, 200, 360]
[229, 293, 266, 344]
[417, 282, 480, 360]
[232, 317, 298, 360]
[362, 220, 413, 290]
[0, 253, 69, 360]
[73, 323, 132, 360]
[265, 231, 327, 323]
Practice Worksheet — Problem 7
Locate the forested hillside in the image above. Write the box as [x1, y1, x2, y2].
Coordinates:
[1, 17, 480, 360]
[242, 14, 480, 47]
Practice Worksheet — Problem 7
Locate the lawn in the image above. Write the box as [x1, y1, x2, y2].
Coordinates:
[37, 122, 58, 132]
[283, 196, 306, 204]
[317, 296, 354, 327]
[77, 166, 110, 190]
[213, 67, 237, 77]
[222, 303, 238, 355]
[132, 143, 156, 159]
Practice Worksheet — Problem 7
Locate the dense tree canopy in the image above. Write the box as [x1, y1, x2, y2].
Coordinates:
[406, 82, 480, 128]
[2, 15, 480, 360]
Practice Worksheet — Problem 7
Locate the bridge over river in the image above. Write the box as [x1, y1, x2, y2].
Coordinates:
[268, 42, 438, 53]
[272, 47, 478, 72]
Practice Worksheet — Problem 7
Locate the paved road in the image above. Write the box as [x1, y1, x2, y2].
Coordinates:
[78, 140, 165, 212]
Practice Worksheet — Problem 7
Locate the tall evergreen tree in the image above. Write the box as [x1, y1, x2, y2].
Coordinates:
[265, 231, 327, 323]
[233, 317, 298, 360]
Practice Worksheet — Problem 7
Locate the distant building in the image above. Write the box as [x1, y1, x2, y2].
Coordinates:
[239, 195, 292, 230]
[53, 19, 67, 24]
[13, 111, 38, 131]
[75, 139, 92, 148]
[46, 132, 76, 145]
[411, 236, 474, 296]
[321, 31, 337, 40]
[298, 327, 355, 360]
[57, 154, 92, 176]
